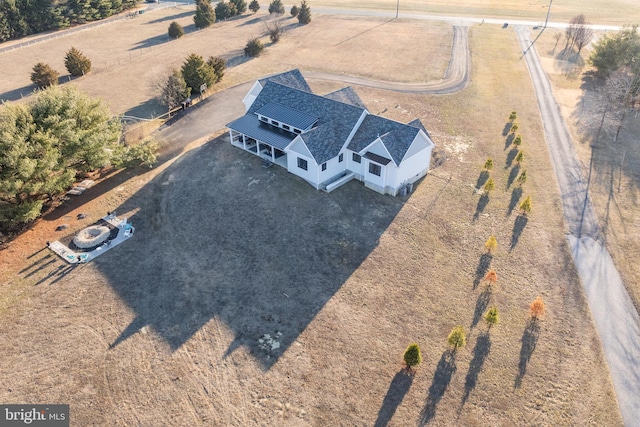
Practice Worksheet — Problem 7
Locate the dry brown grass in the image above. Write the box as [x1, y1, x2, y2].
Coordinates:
[535, 28, 640, 314]
[0, 14, 624, 427]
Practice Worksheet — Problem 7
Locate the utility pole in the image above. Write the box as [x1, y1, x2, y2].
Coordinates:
[396, 0, 399, 18]
[544, 0, 553, 29]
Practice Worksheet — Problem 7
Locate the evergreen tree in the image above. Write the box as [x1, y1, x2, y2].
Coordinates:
[244, 37, 264, 57]
[297, 0, 311, 24]
[31, 62, 59, 89]
[158, 69, 191, 109]
[215, 1, 236, 20]
[248, 0, 259, 12]
[484, 307, 499, 328]
[519, 196, 532, 215]
[168, 21, 184, 39]
[484, 235, 497, 253]
[268, 0, 284, 14]
[483, 158, 493, 171]
[194, 0, 215, 28]
[290, 4, 298, 17]
[448, 326, 466, 351]
[403, 343, 422, 374]
[230, 0, 246, 14]
[181, 53, 217, 95]
[65, 47, 92, 76]
[206, 56, 227, 82]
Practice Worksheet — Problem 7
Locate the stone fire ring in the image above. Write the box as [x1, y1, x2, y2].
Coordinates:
[73, 225, 111, 249]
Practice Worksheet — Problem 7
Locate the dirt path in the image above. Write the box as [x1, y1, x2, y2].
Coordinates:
[304, 25, 469, 94]
[515, 26, 640, 427]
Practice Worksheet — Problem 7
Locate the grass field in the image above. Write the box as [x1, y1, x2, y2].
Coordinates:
[0, 8, 626, 427]
[534, 28, 640, 314]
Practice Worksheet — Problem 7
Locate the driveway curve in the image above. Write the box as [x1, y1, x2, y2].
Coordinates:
[515, 26, 640, 427]
[304, 25, 470, 95]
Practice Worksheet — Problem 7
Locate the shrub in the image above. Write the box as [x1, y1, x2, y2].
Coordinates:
[510, 122, 519, 134]
[448, 326, 466, 351]
[515, 150, 524, 164]
[244, 37, 264, 57]
[484, 177, 495, 193]
[484, 307, 499, 327]
[530, 296, 546, 320]
[64, 47, 91, 76]
[249, 0, 260, 12]
[290, 4, 299, 17]
[268, 0, 284, 14]
[297, 0, 311, 24]
[484, 235, 497, 253]
[483, 158, 493, 171]
[266, 19, 284, 43]
[168, 21, 184, 39]
[31, 62, 59, 88]
[520, 196, 532, 215]
[513, 135, 522, 147]
[509, 111, 517, 121]
[403, 343, 422, 373]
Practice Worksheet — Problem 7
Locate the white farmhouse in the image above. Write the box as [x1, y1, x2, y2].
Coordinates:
[227, 70, 435, 196]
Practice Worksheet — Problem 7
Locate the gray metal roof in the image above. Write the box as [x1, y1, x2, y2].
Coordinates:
[348, 115, 421, 165]
[364, 151, 392, 165]
[226, 115, 296, 150]
[254, 103, 318, 130]
[259, 69, 311, 93]
[323, 87, 367, 109]
[248, 81, 366, 165]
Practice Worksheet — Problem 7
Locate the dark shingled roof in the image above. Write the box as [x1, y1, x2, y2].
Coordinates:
[348, 115, 422, 165]
[255, 102, 319, 130]
[323, 87, 367, 109]
[259, 69, 311, 93]
[408, 118, 431, 139]
[226, 115, 296, 150]
[249, 81, 366, 164]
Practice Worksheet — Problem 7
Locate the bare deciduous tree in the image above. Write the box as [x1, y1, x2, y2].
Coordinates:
[565, 14, 592, 53]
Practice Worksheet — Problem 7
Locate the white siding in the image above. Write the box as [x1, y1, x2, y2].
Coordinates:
[286, 139, 319, 188]
[394, 133, 434, 189]
[242, 81, 263, 112]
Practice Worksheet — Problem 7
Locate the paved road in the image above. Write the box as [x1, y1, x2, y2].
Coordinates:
[515, 26, 640, 427]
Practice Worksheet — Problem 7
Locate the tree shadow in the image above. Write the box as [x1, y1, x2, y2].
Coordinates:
[502, 122, 513, 136]
[0, 83, 35, 102]
[515, 319, 540, 388]
[472, 194, 489, 222]
[505, 147, 518, 169]
[504, 133, 514, 150]
[555, 47, 586, 80]
[506, 163, 521, 189]
[419, 350, 457, 426]
[470, 287, 492, 329]
[461, 331, 491, 406]
[146, 10, 194, 24]
[224, 49, 252, 68]
[130, 33, 171, 50]
[506, 186, 523, 217]
[237, 16, 263, 27]
[509, 214, 528, 251]
[472, 252, 493, 290]
[374, 370, 414, 427]
[474, 170, 489, 190]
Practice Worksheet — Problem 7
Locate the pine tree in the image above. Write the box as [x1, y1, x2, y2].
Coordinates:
[519, 196, 532, 215]
[448, 326, 466, 351]
[244, 37, 264, 57]
[230, 0, 247, 14]
[181, 53, 217, 95]
[403, 343, 422, 374]
[297, 0, 311, 24]
[509, 111, 517, 121]
[268, 0, 284, 14]
[194, 0, 216, 28]
[64, 47, 91, 76]
[484, 177, 495, 194]
[484, 235, 497, 253]
[517, 170, 527, 186]
[515, 150, 524, 164]
[31, 62, 59, 88]
[483, 158, 493, 171]
[513, 135, 522, 147]
[168, 21, 184, 39]
[484, 307, 499, 328]
[207, 56, 226, 83]
[158, 69, 191, 109]
[290, 4, 299, 17]
[248, 0, 260, 13]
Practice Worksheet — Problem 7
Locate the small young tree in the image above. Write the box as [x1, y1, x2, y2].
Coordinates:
[484, 177, 495, 194]
[483, 158, 493, 171]
[207, 56, 226, 83]
[515, 150, 524, 164]
[448, 326, 466, 351]
[268, 0, 284, 14]
[484, 235, 497, 253]
[297, 0, 311, 24]
[519, 196, 532, 215]
[265, 19, 284, 43]
[403, 343, 422, 374]
[216, 1, 237, 20]
[484, 269, 497, 287]
[31, 62, 59, 88]
[290, 4, 299, 17]
[194, 0, 216, 28]
[509, 111, 517, 122]
[517, 170, 527, 186]
[230, 0, 247, 14]
[244, 37, 264, 57]
[168, 21, 184, 39]
[484, 307, 499, 328]
[510, 122, 519, 134]
[530, 296, 546, 320]
[513, 135, 522, 147]
[64, 47, 91, 76]
[248, 0, 260, 13]
[157, 68, 191, 110]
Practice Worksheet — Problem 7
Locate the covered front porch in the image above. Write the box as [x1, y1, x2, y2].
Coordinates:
[229, 130, 287, 168]
[227, 115, 296, 169]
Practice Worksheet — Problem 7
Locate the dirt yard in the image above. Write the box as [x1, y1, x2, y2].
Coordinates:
[535, 28, 640, 316]
[0, 9, 624, 427]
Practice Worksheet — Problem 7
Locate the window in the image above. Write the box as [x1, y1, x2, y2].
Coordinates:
[369, 162, 381, 176]
[271, 120, 279, 126]
[282, 124, 290, 131]
[352, 153, 361, 163]
[293, 129, 302, 134]
[339, 153, 344, 163]
[259, 116, 268, 122]
[298, 157, 308, 171]
[321, 163, 327, 171]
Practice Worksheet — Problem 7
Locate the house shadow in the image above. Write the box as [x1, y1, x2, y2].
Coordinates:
[505, 147, 518, 169]
[145, 10, 194, 24]
[470, 287, 492, 329]
[473, 194, 489, 221]
[509, 214, 528, 251]
[515, 319, 540, 388]
[474, 170, 489, 191]
[374, 370, 414, 427]
[461, 331, 491, 407]
[507, 163, 521, 188]
[502, 122, 512, 137]
[97, 139, 407, 369]
[419, 350, 457, 426]
[504, 133, 514, 150]
[472, 252, 492, 290]
[506, 186, 523, 217]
